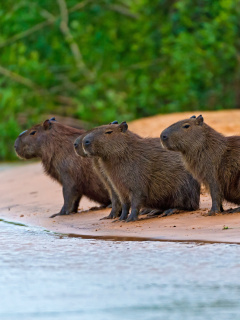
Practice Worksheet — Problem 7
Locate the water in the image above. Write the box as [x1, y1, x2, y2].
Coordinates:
[0, 220, 240, 320]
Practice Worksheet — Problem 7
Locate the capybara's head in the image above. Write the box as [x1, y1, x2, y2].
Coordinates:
[161, 115, 205, 152]
[74, 121, 128, 158]
[74, 121, 120, 157]
[14, 118, 56, 159]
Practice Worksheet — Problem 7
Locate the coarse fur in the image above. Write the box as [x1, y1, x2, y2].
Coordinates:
[161, 115, 240, 214]
[14, 119, 110, 217]
[76, 122, 200, 221]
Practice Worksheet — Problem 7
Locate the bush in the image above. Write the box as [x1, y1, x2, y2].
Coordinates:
[0, 0, 239, 159]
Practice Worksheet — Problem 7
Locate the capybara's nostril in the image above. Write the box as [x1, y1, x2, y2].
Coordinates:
[161, 135, 168, 141]
[74, 142, 78, 148]
[84, 140, 91, 146]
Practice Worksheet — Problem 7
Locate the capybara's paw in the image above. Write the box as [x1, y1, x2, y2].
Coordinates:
[147, 209, 164, 217]
[207, 210, 217, 216]
[100, 214, 113, 220]
[112, 218, 123, 223]
[139, 208, 152, 216]
[88, 205, 106, 211]
[159, 208, 179, 218]
[223, 207, 240, 214]
[126, 214, 138, 222]
[49, 211, 76, 218]
[49, 212, 63, 218]
[118, 213, 128, 221]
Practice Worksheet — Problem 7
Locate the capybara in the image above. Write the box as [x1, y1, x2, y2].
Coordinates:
[14, 118, 111, 218]
[76, 121, 200, 222]
[161, 114, 240, 215]
[74, 123, 122, 219]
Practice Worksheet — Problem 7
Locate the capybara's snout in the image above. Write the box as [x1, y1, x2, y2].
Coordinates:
[14, 138, 19, 150]
[74, 135, 90, 157]
[160, 131, 168, 142]
[74, 141, 79, 148]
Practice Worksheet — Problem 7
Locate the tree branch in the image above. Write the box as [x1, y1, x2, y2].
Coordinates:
[0, 65, 43, 90]
[0, 20, 54, 49]
[69, 0, 93, 13]
[57, 0, 93, 78]
[0, 1, 92, 49]
[0, 64, 76, 106]
[107, 4, 140, 19]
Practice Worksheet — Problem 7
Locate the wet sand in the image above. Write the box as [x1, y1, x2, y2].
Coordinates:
[1, 109, 240, 243]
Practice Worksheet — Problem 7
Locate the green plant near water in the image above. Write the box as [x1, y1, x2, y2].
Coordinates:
[1, 0, 240, 160]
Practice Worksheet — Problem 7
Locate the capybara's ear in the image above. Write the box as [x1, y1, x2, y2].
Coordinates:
[190, 115, 196, 119]
[196, 115, 204, 126]
[50, 117, 56, 121]
[43, 119, 52, 130]
[119, 121, 128, 133]
[109, 120, 118, 124]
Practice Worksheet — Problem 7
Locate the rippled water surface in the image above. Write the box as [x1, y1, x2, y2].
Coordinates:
[0, 220, 240, 320]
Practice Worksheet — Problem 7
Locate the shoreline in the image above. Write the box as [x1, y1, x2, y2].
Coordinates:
[1, 216, 240, 245]
[2, 110, 240, 244]
[1, 162, 240, 244]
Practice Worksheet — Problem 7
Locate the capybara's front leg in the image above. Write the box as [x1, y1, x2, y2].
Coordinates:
[126, 208, 139, 222]
[49, 184, 81, 218]
[208, 182, 223, 215]
[117, 203, 130, 221]
[126, 199, 141, 222]
[100, 191, 122, 220]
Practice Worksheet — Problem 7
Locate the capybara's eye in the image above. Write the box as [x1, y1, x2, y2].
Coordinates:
[105, 130, 113, 134]
[30, 130, 37, 135]
[183, 124, 190, 129]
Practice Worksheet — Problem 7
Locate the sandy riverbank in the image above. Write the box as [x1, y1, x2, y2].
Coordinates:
[1, 110, 240, 243]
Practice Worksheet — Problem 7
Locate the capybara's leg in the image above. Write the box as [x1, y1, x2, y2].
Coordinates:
[208, 182, 223, 215]
[118, 203, 130, 221]
[100, 191, 122, 220]
[126, 208, 139, 222]
[126, 199, 141, 222]
[50, 184, 81, 218]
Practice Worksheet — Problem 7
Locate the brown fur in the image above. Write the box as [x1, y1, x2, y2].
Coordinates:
[75, 122, 200, 221]
[161, 115, 240, 214]
[14, 119, 110, 217]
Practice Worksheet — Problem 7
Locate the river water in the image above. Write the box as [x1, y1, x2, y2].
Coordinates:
[0, 219, 240, 320]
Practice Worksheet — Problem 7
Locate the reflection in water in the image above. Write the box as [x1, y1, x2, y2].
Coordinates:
[0, 220, 240, 320]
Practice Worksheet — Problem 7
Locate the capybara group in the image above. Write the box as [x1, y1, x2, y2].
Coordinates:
[14, 118, 111, 217]
[75, 122, 200, 221]
[161, 115, 240, 215]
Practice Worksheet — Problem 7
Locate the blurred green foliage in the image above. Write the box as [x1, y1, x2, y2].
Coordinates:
[0, 0, 240, 160]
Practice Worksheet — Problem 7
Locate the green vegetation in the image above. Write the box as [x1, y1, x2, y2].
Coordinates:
[0, 0, 240, 160]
